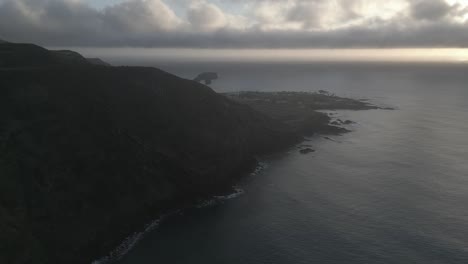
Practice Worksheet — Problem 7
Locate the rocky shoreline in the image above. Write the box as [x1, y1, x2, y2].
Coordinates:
[224, 91, 389, 136]
[93, 91, 390, 263]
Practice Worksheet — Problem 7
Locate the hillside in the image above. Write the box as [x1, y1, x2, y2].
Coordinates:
[86, 58, 111, 66]
[0, 43, 299, 264]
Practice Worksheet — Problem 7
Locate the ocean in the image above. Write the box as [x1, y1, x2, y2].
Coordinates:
[97, 59, 468, 264]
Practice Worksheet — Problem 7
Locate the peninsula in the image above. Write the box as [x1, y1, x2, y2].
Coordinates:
[0, 41, 386, 264]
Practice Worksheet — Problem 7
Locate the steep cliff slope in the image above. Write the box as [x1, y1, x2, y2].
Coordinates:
[0, 43, 298, 264]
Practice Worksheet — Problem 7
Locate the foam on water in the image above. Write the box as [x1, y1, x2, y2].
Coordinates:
[251, 161, 268, 176]
[92, 162, 269, 263]
[91, 211, 181, 264]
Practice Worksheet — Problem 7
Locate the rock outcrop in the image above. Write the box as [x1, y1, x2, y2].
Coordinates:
[194, 72, 218, 85]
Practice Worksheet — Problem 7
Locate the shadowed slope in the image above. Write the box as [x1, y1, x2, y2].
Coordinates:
[0, 44, 298, 264]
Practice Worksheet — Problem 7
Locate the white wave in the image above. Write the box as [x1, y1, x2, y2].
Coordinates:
[251, 161, 268, 176]
[91, 211, 178, 264]
[196, 187, 244, 208]
[214, 187, 244, 200]
[92, 162, 267, 263]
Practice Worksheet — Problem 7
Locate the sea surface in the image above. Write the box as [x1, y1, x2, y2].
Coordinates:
[110, 60, 468, 264]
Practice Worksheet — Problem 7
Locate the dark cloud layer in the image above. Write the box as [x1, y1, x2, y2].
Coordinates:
[410, 0, 453, 20]
[0, 0, 467, 48]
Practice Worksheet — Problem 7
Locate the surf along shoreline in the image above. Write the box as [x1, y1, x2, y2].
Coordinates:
[93, 90, 391, 263]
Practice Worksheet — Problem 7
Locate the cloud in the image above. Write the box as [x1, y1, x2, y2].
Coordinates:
[410, 0, 452, 21]
[0, 0, 186, 46]
[104, 0, 182, 33]
[0, 0, 103, 44]
[187, 1, 227, 31]
[283, 0, 367, 30]
[286, 1, 324, 29]
[0, 0, 467, 48]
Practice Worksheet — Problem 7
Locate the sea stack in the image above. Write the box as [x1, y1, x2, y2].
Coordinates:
[194, 72, 218, 85]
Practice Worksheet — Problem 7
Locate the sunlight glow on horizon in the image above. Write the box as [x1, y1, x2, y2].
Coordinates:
[63, 47, 468, 64]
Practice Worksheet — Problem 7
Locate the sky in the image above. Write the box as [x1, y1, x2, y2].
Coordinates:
[1, 0, 468, 49]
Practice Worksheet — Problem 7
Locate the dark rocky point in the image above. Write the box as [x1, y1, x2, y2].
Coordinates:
[299, 148, 316, 154]
[224, 91, 384, 136]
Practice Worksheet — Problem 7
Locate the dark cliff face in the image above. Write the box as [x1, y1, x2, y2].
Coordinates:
[0, 43, 298, 264]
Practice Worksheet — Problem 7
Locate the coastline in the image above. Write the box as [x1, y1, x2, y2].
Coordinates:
[91, 161, 268, 264]
[91, 92, 390, 263]
[0, 41, 392, 264]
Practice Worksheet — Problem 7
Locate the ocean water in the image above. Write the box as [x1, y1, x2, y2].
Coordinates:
[114, 61, 468, 264]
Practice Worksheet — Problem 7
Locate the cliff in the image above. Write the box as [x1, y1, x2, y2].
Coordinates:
[0, 43, 299, 264]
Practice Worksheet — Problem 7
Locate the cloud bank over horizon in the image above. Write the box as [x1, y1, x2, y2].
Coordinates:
[1, 0, 468, 48]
